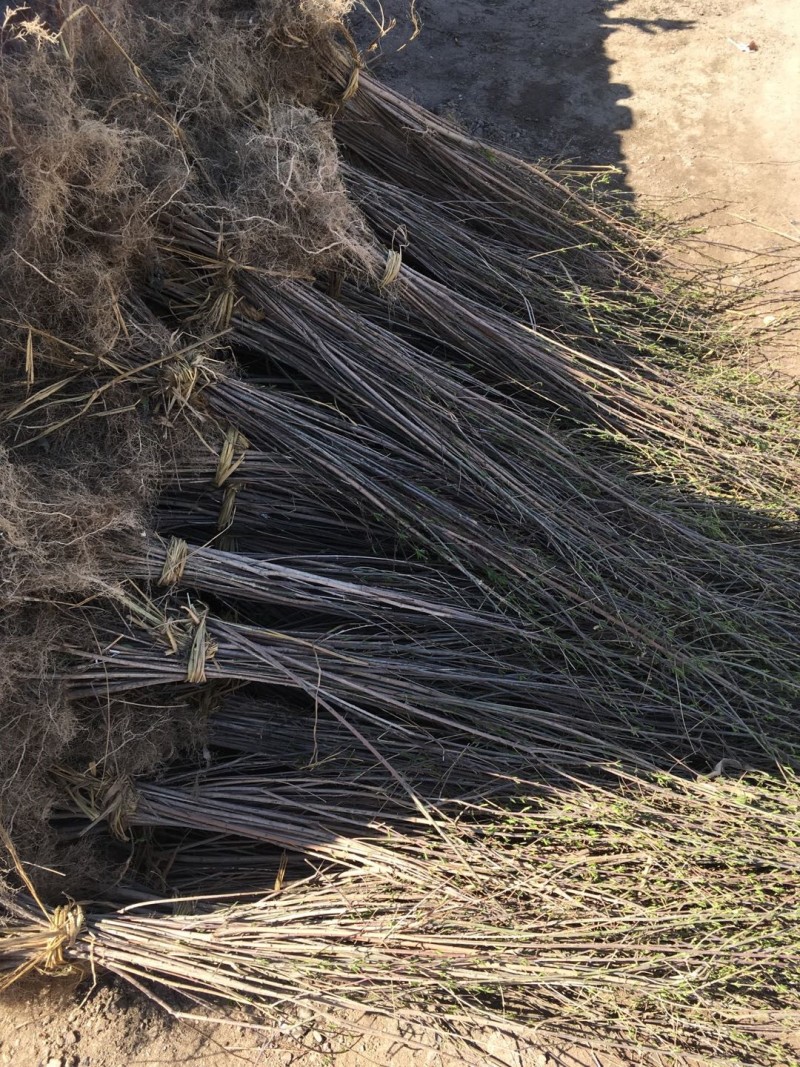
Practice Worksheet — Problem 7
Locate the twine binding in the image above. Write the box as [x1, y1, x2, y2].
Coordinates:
[52, 770, 138, 842]
[159, 536, 189, 586]
[162, 346, 222, 415]
[379, 248, 402, 289]
[214, 426, 249, 488]
[217, 484, 239, 553]
[44, 904, 86, 971]
[342, 63, 360, 102]
[185, 603, 215, 685]
[379, 227, 407, 290]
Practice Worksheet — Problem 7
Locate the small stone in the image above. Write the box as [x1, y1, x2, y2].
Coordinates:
[63, 1033, 80, 1048]
[46, 1058, 64, 1067]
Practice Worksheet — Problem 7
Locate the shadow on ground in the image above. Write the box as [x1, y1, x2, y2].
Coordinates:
[350, 0, 695, 194]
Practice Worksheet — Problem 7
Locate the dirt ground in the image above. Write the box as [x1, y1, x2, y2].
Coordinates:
[355, 0, 800, 373]
[2, 1, 798, 1065]
[1, 980, 616, 1067]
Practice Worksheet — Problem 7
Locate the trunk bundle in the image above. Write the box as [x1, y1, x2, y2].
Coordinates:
[1, 4, 799, 1064]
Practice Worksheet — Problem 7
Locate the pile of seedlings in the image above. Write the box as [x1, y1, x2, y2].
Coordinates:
[1, 3, 799, 1064]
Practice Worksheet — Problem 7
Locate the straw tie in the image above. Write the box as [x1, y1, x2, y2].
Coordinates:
[0, 827, 87, 986]
[161, 346, 224, 416]
[379, 248, 402, 289]
[378, 226, 407, 289]
[185, 603, 214, 685]
[44, 904, 85, 972]
[341, 64, 360, 102]
[52, 770, 139, 842]
[159, 536, 189, 586]
[102, 776, 139, 841]
[335, 21, 363, 104]
[217, 484, 239, 534]
[214, 426, 249, 488]
[127, 593, 216, 682]
[213, 427, 248, 551]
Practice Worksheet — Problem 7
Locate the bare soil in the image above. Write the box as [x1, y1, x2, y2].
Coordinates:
[1, 980, 612, 1067]
[356, 0, 800, 373]
[2, 1, 798, 1064]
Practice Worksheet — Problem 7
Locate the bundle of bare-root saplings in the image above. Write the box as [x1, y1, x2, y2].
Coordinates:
[1, 4, 799, 1065]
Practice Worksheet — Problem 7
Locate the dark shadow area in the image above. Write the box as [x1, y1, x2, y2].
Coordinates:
[348, 0, 695, 196]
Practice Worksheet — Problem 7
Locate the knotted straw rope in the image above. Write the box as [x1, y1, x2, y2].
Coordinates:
[162, 346, 223, 416]
[214, 426, 249, 488]
[338, 26, 362, 105]
[44, 904, 86, 971]
[101, 776, 139, 841]
[341, 62, 360, 103]
[158, 536, 189, 586]
[217, 485, 239, 536]
[121, 589, 216, 685]
[185, 603, 214, 685]
[214, 426, 249, 551]
[0, 827, 85, 987]
[379, 248, 403, 289]
[53, 771, 138, 842]
[378, 226, 407, 290]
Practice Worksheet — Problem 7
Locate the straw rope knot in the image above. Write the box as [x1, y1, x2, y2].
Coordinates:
[162, 347, 224, 415]
[214, 426, 249, 488]
[44, 904, 85, 972]
[341, 63, 360, 103]
[102, 776, 138, 841]
[184, 602, 215, 685]
[335, 23, 363, 104]
[132, 592, 217, 682]
[159, 536, 189, 586]
[379, 249, 402, 289]
[53, 770, 138, 842]
[378, 226, 407, 290]
[217, 484, 239, 536]
[214, 426, 247, 551]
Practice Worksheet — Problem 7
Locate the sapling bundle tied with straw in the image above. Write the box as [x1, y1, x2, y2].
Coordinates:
[8, 734, 800, 1067]
[1, 2, 800, 1065]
